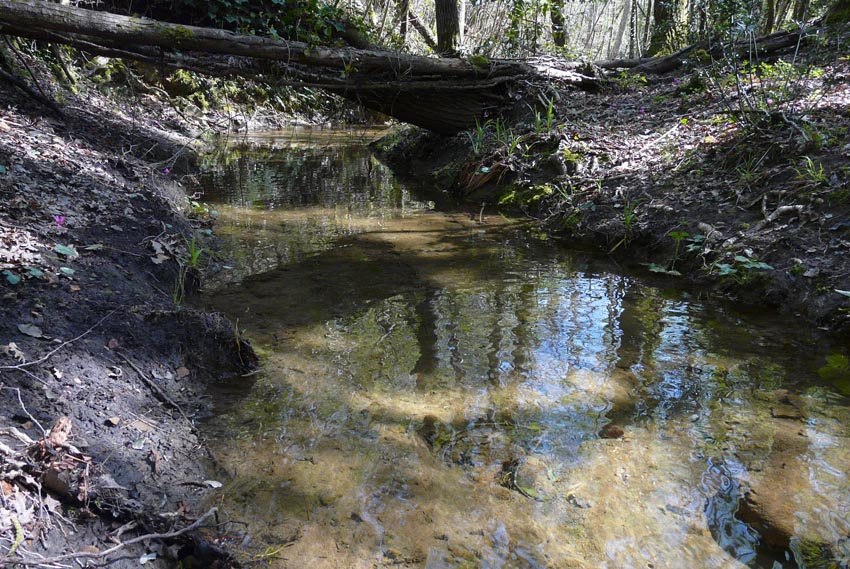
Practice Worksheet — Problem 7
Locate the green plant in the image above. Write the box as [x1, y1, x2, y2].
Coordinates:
[186, 197, 216, 218]
[185, 236, 204, 269]
[736, 153, 762, 186]
[465, 118, 491, 155]
[172, 265, 187, 306]
[668, 230, 690, 270]
[174, 0, 356, 45]
[794, 156, 829, 185]
[612, 70, 647, 90]
[609, 200, 641, 253]
[531, 96, 556, 134]
[711, 251, 773, 284]
[622, 200, 640, 233]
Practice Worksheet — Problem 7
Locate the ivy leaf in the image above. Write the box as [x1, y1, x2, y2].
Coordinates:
[25, 267, 44, 278]
[55, 244, 79, 258]
[836, 289, 850, 297]
[59, 267, 75, 276]
[3, 270, 20, 285]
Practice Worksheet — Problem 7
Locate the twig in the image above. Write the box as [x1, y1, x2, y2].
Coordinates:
[13, 387, 45, 436]
[10, 507, 218, 566]
[115, 352, 194, 429]
[0, 310, 117, 370]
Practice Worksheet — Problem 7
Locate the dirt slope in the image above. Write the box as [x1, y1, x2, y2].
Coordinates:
[0, 68, 254, 566]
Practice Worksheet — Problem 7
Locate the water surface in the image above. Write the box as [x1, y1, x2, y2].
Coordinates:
[198, 128, 850, 569]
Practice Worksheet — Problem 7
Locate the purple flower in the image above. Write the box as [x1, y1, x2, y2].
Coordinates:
[673, 78, 681, 86]
[54, 215, 66, 227]
[163, 168, 171, 175]
[639, 108, 646, 113]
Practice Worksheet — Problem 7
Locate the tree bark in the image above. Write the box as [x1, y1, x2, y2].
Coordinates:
[648, 0, 676, 55]
[435, 0, 464, 55]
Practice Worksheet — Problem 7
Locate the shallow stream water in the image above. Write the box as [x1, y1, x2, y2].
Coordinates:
[198, 128, 850, 568]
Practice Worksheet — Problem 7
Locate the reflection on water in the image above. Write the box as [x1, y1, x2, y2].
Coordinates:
[199, 128, 850, 569]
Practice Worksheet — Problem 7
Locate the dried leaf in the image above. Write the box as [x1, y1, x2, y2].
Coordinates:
[140, 552, 157, 565]
[204, 480, 223, 489]
[149, 449, 162, 475]
[45, 417, 72, 448]
[1, 342, 26, 363]
[176, 366, 190, 378]
[17, 323, 43, 338]
[107, 338, 119, 350]
[130, 419, 156, 433]
[105, 417, 120, 427]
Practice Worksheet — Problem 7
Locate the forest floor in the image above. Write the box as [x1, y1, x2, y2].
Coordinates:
[0, 65, 270, 566]
[378, 27, 850, 334]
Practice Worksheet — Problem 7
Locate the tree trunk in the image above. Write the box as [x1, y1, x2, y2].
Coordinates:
[0, 0, 599, 133]
[397, 0, 410, 42]
[763, 0, 777, 34]
[507, 0, 525, 55]
[551, 0, 566, 48]
[0, 0, 489, 78]
[612, 0, 632, 57]
[791, 0, 809, 21]
[648, 0, 676, 55]
[823, 0, 850, 23]
[435, 0, 464, 55]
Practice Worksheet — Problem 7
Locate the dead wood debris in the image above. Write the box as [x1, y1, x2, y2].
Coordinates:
[1, 416, 226, 567]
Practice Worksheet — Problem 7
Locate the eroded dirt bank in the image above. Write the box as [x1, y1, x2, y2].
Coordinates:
[376, 34, 850, 333]
[0, 78, 256, 566]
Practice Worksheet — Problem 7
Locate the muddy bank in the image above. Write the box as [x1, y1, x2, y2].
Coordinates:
[374, 39, 850, 333]
[0, 72, 256, 565]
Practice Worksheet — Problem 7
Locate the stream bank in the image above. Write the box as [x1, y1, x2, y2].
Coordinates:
[375, 31, 850, 333]
[0, 63, 259, 566]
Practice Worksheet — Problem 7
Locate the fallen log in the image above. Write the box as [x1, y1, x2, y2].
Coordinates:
[0, 0, 600, 133]
[596, 26, 818, 73]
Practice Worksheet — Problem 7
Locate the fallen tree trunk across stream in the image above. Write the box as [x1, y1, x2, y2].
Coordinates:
[0, 0, 599, 132]
[0, 0, 824, 133]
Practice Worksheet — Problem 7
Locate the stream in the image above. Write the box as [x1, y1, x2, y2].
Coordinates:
[197, 128, 850, 568]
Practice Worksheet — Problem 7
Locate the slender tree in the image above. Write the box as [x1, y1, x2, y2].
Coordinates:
[611, 0, 632, 57]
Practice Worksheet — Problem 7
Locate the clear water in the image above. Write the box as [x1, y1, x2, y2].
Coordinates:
[197, 128, 850, 569]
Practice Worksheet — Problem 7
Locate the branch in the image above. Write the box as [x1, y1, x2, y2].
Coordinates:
[10, 508, 219, 566]
[116, 351, 194, 428]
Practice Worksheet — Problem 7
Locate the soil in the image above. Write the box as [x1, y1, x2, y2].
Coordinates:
[0, 63, 257, 566]
[375, 27, 850, 333]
